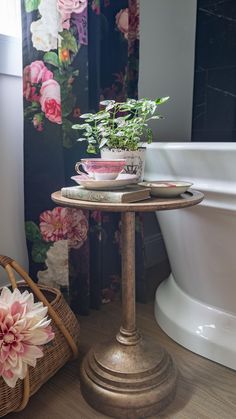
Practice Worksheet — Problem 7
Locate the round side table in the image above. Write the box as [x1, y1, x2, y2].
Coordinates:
[52, 190, 204, 418]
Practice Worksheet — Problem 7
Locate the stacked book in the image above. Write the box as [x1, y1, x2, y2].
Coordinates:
[61, 185, 151, 203]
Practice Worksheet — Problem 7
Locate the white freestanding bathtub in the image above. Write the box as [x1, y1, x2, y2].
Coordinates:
[144, 142, 236, 370]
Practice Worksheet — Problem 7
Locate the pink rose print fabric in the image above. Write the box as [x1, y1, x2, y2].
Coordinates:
[39, 206, 88, 249]
[39, 207, 68, 242]
[68, 208, 89, 249]
[57, 0, 87, 29]
[23, 61, 61, 126]
[116, 8, 129, 39]
[23, 61, 53, 102]
[40, 79, 62, 124]
[22, 0, 141, 315]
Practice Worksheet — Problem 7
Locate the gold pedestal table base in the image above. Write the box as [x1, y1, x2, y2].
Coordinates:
[51, 190, 204, 418]
[81, 332, 177, 418]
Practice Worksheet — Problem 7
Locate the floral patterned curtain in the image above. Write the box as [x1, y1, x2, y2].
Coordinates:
[21, 0, 140, 315]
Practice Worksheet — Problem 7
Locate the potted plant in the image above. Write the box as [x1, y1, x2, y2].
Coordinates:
[72, 97, 169, 180]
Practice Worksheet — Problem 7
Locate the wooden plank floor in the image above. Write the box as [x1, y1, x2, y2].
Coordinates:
[7, 301, 236, 419]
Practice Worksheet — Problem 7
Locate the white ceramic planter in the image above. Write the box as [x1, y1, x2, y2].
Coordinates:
[101, 148, 146, 181]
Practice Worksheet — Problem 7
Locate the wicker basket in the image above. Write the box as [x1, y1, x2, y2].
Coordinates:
[0, 255, 80, 417]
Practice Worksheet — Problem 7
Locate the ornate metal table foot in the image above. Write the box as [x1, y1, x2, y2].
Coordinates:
[80, 330, 177, 418]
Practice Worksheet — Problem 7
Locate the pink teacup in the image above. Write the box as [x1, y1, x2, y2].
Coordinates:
[75, 158, 126, 180]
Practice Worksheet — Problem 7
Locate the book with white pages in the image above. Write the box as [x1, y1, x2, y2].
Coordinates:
[61, 184, 151, 203]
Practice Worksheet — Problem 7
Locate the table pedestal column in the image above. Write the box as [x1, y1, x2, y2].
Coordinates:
[80, 212, 177, 418]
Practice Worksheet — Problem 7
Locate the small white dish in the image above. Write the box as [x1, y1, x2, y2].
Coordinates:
[71, 173, 138, 190]
[138, 180, 193, 197]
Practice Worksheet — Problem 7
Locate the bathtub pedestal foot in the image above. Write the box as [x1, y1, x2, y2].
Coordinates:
[155, 274, 236, 370]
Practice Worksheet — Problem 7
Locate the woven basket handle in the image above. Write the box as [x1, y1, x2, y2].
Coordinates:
[0, 255, 79, 411]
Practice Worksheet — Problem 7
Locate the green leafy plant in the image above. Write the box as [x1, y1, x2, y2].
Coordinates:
[72, 97, 169, 153]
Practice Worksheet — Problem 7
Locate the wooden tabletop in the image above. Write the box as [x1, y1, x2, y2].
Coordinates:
[51, 189, 204, 213]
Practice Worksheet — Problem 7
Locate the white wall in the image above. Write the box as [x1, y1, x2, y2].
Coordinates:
[0, 42, 28, 285]
[0, 35, 22, 76]
[139, 0, 197, 141]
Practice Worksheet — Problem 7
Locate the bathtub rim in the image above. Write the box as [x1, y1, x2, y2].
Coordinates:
[144, 141, 236, 211]
[145, 142, 236, 151]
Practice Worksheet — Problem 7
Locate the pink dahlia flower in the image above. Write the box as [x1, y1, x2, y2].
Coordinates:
[40, 207, 69, 242]
[0, 287, 54, 388]
[39, 207, 88, 249]
[67, 208, 88, 249]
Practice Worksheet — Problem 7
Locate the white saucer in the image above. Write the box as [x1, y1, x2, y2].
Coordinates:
[138, 180, 193, 197]
[71, 174, 138, 190]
